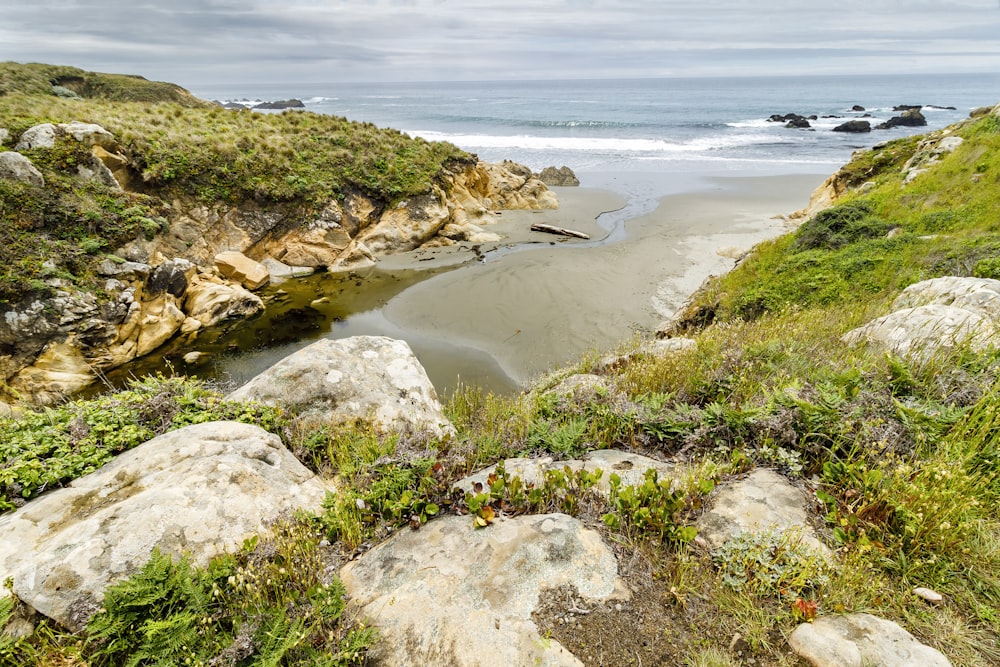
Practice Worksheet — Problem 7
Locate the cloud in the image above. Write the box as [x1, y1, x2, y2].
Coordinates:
[1, 0, 999, 85]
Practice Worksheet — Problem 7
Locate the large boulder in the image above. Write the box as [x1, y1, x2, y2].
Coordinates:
[0, 151, 45, 187]
[789, 613, 951, 666]
[876, 108, 927, 130]
[183, 274, 264, 327]
[14, 122, 116, 151]
[340, 514, 622, 667]
[843, 277, 1000, 361]
[0, 421, 330, 631]
[538, 165, 581, 187]
[226, 336, 455, 440]
[214, 250, 270, 290]
[14, 123, 57, 150]
[696, 469, 830, 557]
[832, 120, 871, 133]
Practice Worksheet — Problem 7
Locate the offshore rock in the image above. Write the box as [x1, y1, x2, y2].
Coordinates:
[0, 151, 45, 187]
[789, 613, 951, 666]
[0, 421, 331, 631]
[832, 120, 871, 133]
[226, 336, 455, 441]
[340, 514, 622, 667]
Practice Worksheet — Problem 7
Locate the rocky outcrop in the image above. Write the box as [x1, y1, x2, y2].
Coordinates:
[876, 108, 927, 130]
[843, 277, 1000, 361]
[214, 250, 270, 289]
[696, 469, 830, 558]
[538, 165, 581, 187]
[226, 336, 455, 441]
[789, 613, 951, 666]
[0, 421, 331, 631]
[832, 120, 871, 133]
[0, 151, 45, 187]
[1, 115, 557, 405]
[252, 99, 305, 110]
[340, 513, 623, 667]
[902, 135, 963, 184]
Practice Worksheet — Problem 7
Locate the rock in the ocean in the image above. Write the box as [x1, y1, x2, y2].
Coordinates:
[832, 120, 871, 133]
[788, 613, 951, 666]
[876, 108, 927, 130]
[252, 99, 305, 109]
[0, 421, 330, 631]
[340, 513, 622, 667]
[843, 277, 1000, 361]
[696, 469, 830, 557]
[226, 336, 455, 440]
[0, 151, 45, 187]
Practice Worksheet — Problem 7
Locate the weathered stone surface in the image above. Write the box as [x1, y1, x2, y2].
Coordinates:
[788, 613, 951, 667]
[0, 421, 330, 632]
[7, 339, 95, 404]
[457, 449, 678, 498]
[0, 151, 45, 187]
[226, 336, 454, 440]
[538, 165, 580, 187]
[14, 123, 57, 150]
[96, 258, 151, 281]
[135, 294, 186, 357]
[183, 275, 264, 327]
[260, 256, 315, 281]
[59, 121, 116, 149]
[902, 135, 964, 184]
[843, 277, 1000, 361]
[340, 513, 622, 667]
[145, 259, 195, 298]
[356, 191, 452, 256]
[76, 154, 120, 188]
[215, 250, 270, 290]
[0, 128, 9, 145]
[696, 469, 829, 557]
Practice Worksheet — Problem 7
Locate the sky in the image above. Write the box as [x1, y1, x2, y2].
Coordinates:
[2, 0, 1000, 88]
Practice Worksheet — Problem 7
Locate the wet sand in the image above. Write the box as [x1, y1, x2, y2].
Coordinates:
[381, 174, 826, 385]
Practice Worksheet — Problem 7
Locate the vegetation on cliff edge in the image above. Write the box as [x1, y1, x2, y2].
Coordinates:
[0, 62, 467, 305]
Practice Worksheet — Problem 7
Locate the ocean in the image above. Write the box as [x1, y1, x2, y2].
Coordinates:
[132, 73, 1000, 394]
[195, 72, 1000, 203]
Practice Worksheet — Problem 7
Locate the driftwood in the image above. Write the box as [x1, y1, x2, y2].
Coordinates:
[530, 223, 590, 239]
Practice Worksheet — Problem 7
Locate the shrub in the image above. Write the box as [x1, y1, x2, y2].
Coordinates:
[793, 200, 889, 251]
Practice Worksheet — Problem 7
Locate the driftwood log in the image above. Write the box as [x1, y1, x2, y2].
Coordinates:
[530, 223, 590, 239]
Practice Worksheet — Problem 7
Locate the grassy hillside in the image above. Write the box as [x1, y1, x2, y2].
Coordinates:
[0, 63, 467, 305]
[2, 108, 999, 664]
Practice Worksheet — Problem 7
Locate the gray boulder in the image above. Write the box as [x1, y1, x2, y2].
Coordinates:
[340, 513, 622, 667]
[876, 108, 927, 130]
[14, 123, 57, 150]
[0, 421, 331, 631]
[0, 128, 9, 145]
[226, 336, 455, 440]
[0, 151, 45, 187]
[843, 277, 1000, 361]
[789, 613, 951, 666]
[696, 469, 830, 557]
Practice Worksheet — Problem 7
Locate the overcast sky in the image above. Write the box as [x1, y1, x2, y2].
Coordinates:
[2, 1, 1000, 87]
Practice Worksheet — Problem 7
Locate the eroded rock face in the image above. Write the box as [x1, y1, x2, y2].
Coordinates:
[788, 613, 951, 667]
[340, 513, 622, 667]
[183, 275, 264, 327]
[226, 336, 455, 440]
[214, 250, 270, 290]
[843, 277, 1000, 361]
[696, 469, 830, 557]
[538, 165, 580, 187]
[0, 151, 45, 187]
[0, 421, 330, 631]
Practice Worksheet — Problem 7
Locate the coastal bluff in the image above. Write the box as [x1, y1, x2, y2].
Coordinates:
[0, 113, 555, 405]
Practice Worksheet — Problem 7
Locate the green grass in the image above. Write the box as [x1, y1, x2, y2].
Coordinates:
[0, 65, 468, 305]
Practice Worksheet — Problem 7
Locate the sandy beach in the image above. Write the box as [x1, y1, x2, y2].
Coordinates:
[380, 174, 826, 386]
